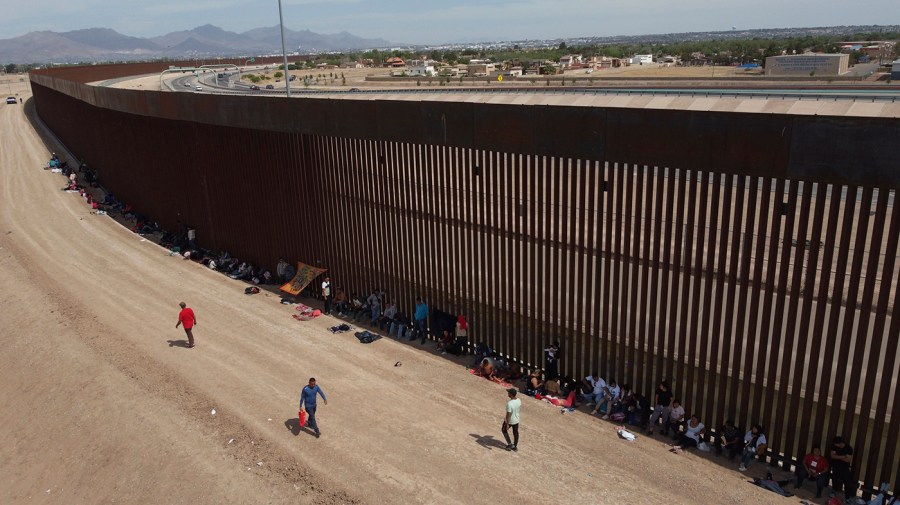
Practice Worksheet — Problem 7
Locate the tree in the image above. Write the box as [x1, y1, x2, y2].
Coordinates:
[559, 42, 567, 50]
[274, 71, 283, 79]
[4, 63, 17, 74]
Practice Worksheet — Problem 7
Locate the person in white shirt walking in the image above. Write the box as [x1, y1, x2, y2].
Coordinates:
[502, 388, 522, 451]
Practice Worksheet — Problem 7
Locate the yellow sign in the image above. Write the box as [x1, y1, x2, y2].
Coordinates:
[497, 75, 503, 82]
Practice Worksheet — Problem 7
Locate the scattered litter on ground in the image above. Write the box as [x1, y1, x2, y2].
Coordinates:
[228, 438, 234, 444]
[210, 409, 216, 416]
[617, 427, 637, 441]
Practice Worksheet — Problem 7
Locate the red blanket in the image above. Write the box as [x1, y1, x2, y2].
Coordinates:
[467, 368, 513, 388]
[534, 391, 576, 408]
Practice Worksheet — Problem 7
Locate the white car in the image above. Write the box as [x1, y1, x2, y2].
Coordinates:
[6, 96, 16, 104]
[195, 86, 203, 91]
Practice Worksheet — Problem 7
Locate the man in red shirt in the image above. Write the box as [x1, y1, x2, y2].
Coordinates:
[175, 302, 197, 348]
[794, 444, 830, 498]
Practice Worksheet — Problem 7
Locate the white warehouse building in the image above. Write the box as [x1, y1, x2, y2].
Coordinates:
[630, 54, 653, 65]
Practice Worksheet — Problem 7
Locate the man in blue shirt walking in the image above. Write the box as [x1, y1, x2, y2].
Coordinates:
[299, 377, 328, 438]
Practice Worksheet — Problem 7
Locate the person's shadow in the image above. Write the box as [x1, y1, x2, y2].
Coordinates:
[284, 418, 301, 436]
[469, 433, 508, 450]
[167, 339, 191, 348]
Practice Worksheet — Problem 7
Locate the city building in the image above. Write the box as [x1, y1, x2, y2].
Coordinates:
[630, 54, 653, 65]
[467, 62, 496, 77]
[406, 59, 436, 77]
[764, 53, 849, 76]
[558, 54, 583, 67]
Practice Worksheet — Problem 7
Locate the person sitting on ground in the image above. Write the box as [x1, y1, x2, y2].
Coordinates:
[472, 342, 493, 367]
[282, 262, 296, 283]
[664, 399, 686, 438]
[347, 292, 363, 319]
[332, 288, 348, 315]
[524, 370, 544, 396]
[739, 424, 768, 472]
[438, 330, 454, 355]
[221, 257, 239, 273]
[239, 263, 254, 281]
[615, 384, 636, 416]
[504, 364, 523, 382]
[595, 379, 622, 417]
[122, 203, 135, 220]
[795, 444, 829, 499]
[355, 289, 378, 321]
[377, 301, 397, 329]
[582, 373, 606, 408]
[479, 357, 497, 380]
[646, 380, 674, 435]
[229, 261, 247, 279]
[627, 390, 648, 426]
[390, 310, 410, 339]
[276, 258, 289, 283]
[670, 414, 706, 453]
[715, 419, 743, 461]
[491, 357, 513, 380]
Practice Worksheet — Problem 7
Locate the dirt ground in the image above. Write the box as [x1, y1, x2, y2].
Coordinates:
[1, 77, 813, 504]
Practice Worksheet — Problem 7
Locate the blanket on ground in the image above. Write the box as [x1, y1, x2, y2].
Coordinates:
[292, 304, 321, 321]
[355, 331, 381, 344]
[534, 391, 577, 408]
[751, 477, 793, 497]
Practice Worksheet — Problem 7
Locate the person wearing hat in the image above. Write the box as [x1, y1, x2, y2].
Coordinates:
[502, 388, 521, 451]
[829, 436, 856, 500]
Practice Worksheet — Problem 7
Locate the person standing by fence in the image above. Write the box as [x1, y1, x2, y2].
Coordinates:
[321, 276, 332, 315]
[413, 298, 429, 344]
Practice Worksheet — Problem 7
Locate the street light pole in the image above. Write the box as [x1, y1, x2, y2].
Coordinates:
[277, 0, 291, 97]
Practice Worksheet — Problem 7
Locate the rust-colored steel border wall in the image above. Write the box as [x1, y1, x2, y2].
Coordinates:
[30, 67, 900, 492]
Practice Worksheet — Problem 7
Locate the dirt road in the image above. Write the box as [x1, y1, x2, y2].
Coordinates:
[0, 79, 791, 504]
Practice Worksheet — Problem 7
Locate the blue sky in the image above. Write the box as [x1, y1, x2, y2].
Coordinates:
[1, 0, 896, 44]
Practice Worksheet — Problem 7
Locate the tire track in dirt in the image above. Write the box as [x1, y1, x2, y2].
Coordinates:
[0, 230, 361, 505]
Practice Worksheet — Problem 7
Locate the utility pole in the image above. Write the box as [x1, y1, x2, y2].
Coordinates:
[278, 0, 291, 97]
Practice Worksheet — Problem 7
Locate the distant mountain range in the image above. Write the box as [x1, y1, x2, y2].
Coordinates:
[0, 24, 393, 63]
